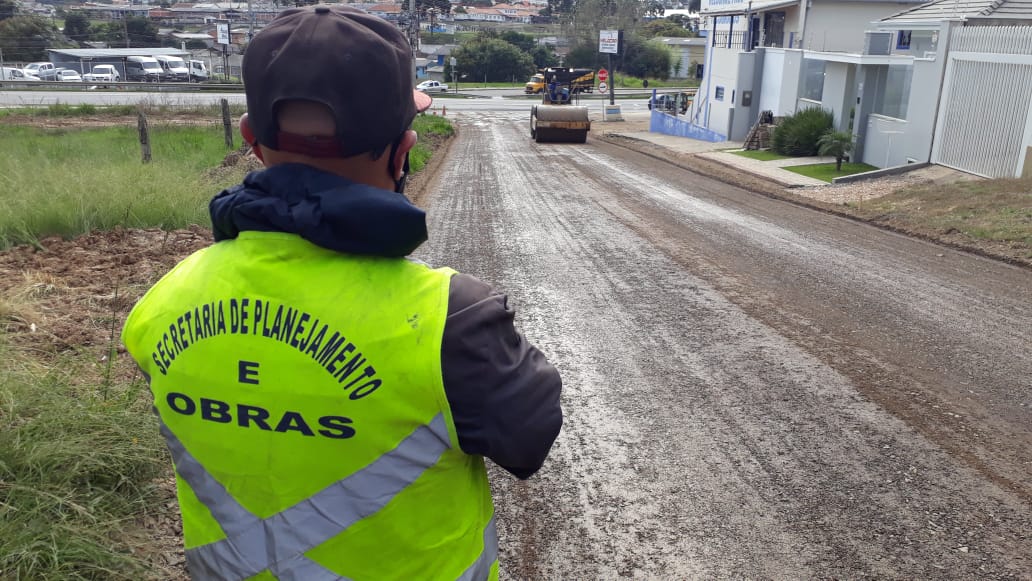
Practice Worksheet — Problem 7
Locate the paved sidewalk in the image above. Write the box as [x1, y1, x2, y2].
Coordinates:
[594, 111, 834, 188]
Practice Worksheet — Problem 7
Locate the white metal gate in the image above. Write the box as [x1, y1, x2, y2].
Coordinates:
[933, 26, 1032, 178]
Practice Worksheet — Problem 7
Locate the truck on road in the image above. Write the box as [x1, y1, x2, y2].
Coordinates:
[525, 68, 595, 95]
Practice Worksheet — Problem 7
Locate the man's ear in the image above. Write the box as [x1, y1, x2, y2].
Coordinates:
[239, 113, 265, 163]
[391, 130, 418, 181]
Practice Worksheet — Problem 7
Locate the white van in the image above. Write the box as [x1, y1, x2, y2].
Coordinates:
[1, 66, 33, 81]
[154, 55, 190, 82]
[188, 60, 209, 82]
[125, 56, 162, 82]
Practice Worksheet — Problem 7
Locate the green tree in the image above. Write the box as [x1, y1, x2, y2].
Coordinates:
[499, 30, 535, 53]
[642, 0, 664, 18]
[63, 12, 90, 43]
[417, 0, 451, 17]
[0, 15, 57, 61]
[623, 37, 672, 79]
[564, 41, 605, 70]
[641, 18, 693, 38]
[529, 44, 558, 69]
[451, 36, 536, 83]
[0, 0, 18, 21]
[817, 130, 855, 171]
[566, 0, 644, 47]
[546, 0, 574, 16]
[125, 16, 160, 47]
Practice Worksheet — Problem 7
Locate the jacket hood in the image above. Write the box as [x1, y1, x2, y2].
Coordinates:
[210, 163, 428, 257]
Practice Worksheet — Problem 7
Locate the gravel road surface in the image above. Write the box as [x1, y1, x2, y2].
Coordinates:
[413, 112, 1032, 579]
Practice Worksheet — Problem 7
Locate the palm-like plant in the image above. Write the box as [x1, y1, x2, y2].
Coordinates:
[817, 130, 855, 171]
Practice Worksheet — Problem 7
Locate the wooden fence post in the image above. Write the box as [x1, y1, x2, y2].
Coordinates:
[137, 110, 151, 163]
[221, 98, 234, 149]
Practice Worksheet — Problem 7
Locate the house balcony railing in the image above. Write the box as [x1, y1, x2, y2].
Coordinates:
[711, 31, 748, 50]
[711, 31, 789, 50]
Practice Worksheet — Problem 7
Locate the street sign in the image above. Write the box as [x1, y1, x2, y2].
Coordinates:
[598, 81, 608, 93]
[599, 30, 619, 54]
[216, 21, 230, 45]
[598, 68, 609, 84]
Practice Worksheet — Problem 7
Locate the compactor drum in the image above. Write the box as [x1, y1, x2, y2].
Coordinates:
[530, 104, 590, 143]
[529, 67, 592, 143]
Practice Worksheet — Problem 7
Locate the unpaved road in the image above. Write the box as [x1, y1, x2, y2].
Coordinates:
[414, 112, 1032, 579]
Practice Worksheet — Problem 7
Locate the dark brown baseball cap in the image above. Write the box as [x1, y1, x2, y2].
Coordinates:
[242, 4, 432, 158]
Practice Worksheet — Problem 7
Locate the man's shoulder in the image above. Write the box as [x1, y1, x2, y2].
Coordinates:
[447, 273, 505, 316]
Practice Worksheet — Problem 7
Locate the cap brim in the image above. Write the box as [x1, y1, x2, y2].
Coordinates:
[413, 90, 432, 113]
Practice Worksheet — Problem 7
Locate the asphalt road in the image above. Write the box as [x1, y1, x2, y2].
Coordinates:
[414, 111, 1032, 579]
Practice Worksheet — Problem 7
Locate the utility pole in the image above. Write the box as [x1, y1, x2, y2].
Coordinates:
[247, 0, 255, 41]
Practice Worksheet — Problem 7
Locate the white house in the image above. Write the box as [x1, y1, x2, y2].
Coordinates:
[693, 0, 924, 141]
[869, 0, 1032, 177]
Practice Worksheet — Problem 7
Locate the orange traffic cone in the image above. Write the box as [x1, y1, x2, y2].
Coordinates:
[442, 105, 447, 116]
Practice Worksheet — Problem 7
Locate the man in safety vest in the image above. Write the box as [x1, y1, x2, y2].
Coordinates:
[121, 5, 563, 580]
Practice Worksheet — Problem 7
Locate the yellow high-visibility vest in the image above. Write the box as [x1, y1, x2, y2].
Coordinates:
[123, 231, 497, 580]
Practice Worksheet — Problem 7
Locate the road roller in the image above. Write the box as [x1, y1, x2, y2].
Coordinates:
[530, 68, 591, 144]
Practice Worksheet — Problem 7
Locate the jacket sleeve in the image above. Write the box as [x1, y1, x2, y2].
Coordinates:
[442, 273, 563, 479]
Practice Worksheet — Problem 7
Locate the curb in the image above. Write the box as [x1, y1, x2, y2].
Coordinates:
[596, 133, 1032, 272]
[694, 151, 819, 189]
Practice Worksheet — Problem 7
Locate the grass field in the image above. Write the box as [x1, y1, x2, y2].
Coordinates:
[0, 112, 452, 250]
[848, 177, 1032, 257]
[785, 162, 879, 182]
[0, 107, 454, 578]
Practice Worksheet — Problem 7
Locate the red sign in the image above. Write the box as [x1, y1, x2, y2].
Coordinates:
[598, 68, 608, 83]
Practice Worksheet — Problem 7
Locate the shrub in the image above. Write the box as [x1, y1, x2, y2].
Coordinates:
[771, 107, 834, 156]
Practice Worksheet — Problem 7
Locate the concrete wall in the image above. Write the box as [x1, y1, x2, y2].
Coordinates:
[730, 50, 760, 140]
[650, 110, 727, 142]
[778, 49, 805, 116]
[863, 114, 909, 167]
[759, 48, 785, 114]
[707, 47, 741, 137]
[804, 1, 920, 52]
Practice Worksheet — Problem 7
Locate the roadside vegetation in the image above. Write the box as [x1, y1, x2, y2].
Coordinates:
[0, 107, 454, 579]
[0, 338, 166, 579]
[0, 108, 451, 249]
[785, 162, 878, 182]
[846, 177, 1032, 258]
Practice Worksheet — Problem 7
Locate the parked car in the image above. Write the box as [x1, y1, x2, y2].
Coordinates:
[57, 69, 83, 82]
[416, 80, 448, 93]
[155, 55, 190, 82]
[1, 66, 33, 81]
[24, 61, 57, 80]
[648, 92, 690, 114]
[125, 56, 163, 82]
[188, 59, 209, 82]
[82, 64, 120, 84]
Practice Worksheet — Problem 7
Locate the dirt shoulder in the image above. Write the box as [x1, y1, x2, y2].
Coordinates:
[594, 130, 1032, 270]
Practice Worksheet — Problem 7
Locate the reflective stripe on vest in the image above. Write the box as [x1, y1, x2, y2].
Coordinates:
[160, 413, 497, 580]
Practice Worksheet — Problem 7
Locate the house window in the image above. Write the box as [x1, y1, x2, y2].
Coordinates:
[801, 58, 825, 101]
[874, 64, 913, 119]
[896, 30, 912, 50]
[715, 86, 725, 101]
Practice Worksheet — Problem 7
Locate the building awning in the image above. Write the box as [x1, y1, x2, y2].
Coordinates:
[702, 0, 798, 18]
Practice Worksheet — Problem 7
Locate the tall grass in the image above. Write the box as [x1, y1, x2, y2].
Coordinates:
[410, 114, 455, 173]
[0, 339, 168, 579]
[0, 123, 246, 249]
